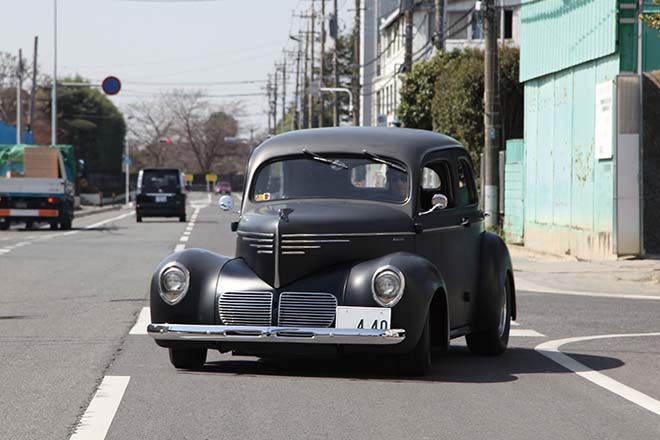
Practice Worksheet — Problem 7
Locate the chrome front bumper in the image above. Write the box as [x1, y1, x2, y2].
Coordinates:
[148, 324, 406, 345]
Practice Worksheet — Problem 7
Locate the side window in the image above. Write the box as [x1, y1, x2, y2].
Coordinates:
[419, 160, 453, 211]
[457, 158, 478, 206]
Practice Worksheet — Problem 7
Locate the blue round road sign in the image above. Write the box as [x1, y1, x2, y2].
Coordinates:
[102, 76, 121, 95]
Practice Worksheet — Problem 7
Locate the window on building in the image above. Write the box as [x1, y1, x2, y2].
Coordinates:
[502, 10, 513, 39]
[447, 11, 469, 39]
[471, 12, 484, 40]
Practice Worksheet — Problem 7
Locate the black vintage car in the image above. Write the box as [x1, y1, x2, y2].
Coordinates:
[135, 168, 187, 222]
[148, 128, 516, 375]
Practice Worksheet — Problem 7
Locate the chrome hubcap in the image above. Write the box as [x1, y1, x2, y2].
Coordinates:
[498, 284, 508, 338]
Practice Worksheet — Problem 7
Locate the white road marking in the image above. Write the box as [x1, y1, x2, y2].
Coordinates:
[179, 236, 189, 242]
[173, 206, 203, 252]
[183, 231, 191, 236]
[129, 307, 150, 335]
[536, 332, 660, 416]
[510, 329, 545, 337]
[174, 244, 185, 252]
[69, 375, 130, 440]
[517, 279, 660, 301]
[0, 211, 134, 256]
[511, 321, 520, 326]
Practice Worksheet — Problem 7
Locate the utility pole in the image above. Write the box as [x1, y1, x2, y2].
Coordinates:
[434, 0, 446, 51]
[332, 0, 339, 126]
[293, 44, 301, 130]
[273, 67, 278, 134]
[28, 36, 38, 134]
[16, 49, 24, 144]
[403, 0, 413, 72]
[281, 58, 287, 133]
[303, 21, 310, 129]
[352, 0, 361, 126]
[266, 75, 272, 134]
[319, 0, 326, 127]
[52, 0, 58, 146]
[483, 0, 500, 229]
[308, 0, 316, 129]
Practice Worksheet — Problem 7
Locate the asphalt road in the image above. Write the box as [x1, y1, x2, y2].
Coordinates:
[1, 194, 659, 440]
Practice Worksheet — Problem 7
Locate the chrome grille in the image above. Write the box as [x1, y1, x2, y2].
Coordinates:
[218, 291, 273, 326]
[278, 292, 337, 328]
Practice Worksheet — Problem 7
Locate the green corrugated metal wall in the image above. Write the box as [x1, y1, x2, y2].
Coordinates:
[523, 54, 619, 235]
[504, 140, 525, 244]
[520, 0, 618, 82]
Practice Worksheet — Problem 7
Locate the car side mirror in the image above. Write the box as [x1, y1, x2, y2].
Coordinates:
[419, 193, 449, 216]
[218, 195, 235, 212]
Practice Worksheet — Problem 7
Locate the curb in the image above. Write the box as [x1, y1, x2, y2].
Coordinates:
[75, 205, 124, 219]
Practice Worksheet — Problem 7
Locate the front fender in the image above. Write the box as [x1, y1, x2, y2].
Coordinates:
[474, 232, 516, 332]
[344, 252, 448, 353]
[150, 248, 233, 325]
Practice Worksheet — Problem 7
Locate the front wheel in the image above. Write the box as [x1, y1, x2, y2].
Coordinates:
[466, 277, 511, 355]
[179, 214, 186, 222]
[169, 348, 207, 369]
[396, 314, 431, 376]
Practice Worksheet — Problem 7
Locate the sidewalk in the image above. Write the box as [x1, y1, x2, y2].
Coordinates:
[509, 244, 660, 298]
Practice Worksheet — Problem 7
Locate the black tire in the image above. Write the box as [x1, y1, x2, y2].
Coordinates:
[136, 214, 142, 223]
[396, 314, 431, 376]
[60, 216, 72, 231]
[24, 221, 33, 230]
[50, 222, 59, 230]
[168, 348, 207, 369]
[0, 220, 9, 231]
[179, 214, 186, 222]
[466, 277, 511, 356]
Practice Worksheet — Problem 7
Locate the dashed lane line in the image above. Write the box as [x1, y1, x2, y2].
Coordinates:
[536, 332, 660, 417]
[69, 376, 130, 440]
[510, 329, 545, 337]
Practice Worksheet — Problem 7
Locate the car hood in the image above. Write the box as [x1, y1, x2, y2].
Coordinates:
[235, 201, 416, 287]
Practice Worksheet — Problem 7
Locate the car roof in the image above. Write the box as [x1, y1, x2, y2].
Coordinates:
[250, 127, 463, 168]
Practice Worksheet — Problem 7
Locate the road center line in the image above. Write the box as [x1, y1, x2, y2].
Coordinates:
[69, 375, 130, 440]
[510, 329, 545, 337]
[536, 332, 660, 416]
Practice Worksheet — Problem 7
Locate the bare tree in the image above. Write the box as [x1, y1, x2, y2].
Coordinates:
[125, 96, 175, 167]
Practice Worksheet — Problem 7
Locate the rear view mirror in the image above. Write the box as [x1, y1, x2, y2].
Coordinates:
[218, 195, 234, 212]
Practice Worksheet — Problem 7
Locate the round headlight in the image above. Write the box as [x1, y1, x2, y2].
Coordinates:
[159, 263, 189, 305]
[372, 266, 405, 307]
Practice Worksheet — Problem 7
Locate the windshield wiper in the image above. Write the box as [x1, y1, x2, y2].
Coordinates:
[361, 149, 407, 173]
[302, 149, 348, 169]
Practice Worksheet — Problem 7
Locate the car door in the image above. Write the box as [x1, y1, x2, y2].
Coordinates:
[454, 153, 485, 324]
[414, 153, 467, 328]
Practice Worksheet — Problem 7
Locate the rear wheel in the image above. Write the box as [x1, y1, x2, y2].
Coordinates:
[396, 314, 431, 376]
[24, 221, 33, 230]
[0, 220, 9, 230]
[60, 216, 72, 231]
[466, 277, 511, 355]
[50, 222, 59, 230]
[179, 214, 186, 222]
[168, 348, 207, 369]
[136, 213, 142, 222]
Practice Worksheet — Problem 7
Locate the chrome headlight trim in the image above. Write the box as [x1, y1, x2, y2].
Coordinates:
[371, 265, 405, 308]
[158, 261, 190, 305]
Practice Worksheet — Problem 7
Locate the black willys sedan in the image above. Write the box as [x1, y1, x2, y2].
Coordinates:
[148, 127, 516, 376]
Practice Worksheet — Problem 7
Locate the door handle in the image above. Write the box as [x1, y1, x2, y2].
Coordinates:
[460, 217, 470, 227]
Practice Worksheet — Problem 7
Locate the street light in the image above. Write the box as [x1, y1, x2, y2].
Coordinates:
[52, 0, 57, 145]
[319, 87, 353, 125]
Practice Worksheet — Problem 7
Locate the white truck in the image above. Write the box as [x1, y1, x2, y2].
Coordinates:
[0, 147, 75, 230]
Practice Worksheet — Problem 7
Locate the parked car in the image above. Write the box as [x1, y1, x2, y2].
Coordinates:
[147, 128, 516, 375]
[135, 168, 186, 222]
[214, 181, 232, 195]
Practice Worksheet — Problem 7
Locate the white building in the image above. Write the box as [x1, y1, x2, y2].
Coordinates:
[360, 0, 521, 127]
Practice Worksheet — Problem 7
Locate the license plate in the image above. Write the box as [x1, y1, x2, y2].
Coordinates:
[155, 195, 167, 203]
[15, 202, 27, 208]
[335, 306, 391, 330]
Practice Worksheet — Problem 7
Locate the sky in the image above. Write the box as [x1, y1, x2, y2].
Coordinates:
[0, 0, 354, 136]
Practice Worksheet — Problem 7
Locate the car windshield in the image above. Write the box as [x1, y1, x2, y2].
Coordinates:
[252, 156, 409, 203]
[140, 170, 180, 192]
